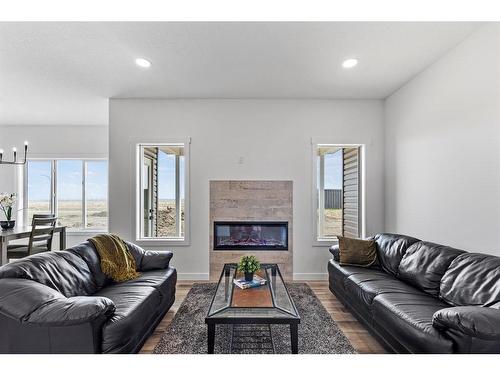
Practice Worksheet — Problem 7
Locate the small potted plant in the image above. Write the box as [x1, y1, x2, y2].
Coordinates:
[238, 255, 260, 281]
[0, 192, 16, 230]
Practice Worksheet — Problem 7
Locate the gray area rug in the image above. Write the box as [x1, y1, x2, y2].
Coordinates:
[153, 283, 356, 354]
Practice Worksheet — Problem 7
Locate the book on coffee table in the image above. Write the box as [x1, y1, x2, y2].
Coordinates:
[233, 275, 267, 289]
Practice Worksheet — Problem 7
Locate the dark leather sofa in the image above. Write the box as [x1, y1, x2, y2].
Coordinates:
[328, 233, 500, 353]
[0, 241, 177, 353]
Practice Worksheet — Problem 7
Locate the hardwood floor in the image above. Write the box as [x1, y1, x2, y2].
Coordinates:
[306, 281, 386, 353]
[139, 281, 386, 354]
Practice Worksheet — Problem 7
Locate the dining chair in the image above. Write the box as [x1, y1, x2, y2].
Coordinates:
[7, 214, 58, 260]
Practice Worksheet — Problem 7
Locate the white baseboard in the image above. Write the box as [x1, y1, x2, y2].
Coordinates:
[177, 273, 209, 281]
[293, 273, 328, 281]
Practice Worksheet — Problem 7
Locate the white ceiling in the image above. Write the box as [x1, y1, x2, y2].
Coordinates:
[0, 22, 482, 125]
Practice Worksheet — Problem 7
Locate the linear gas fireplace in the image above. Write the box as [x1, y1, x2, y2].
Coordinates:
[214, 221, 288, 250]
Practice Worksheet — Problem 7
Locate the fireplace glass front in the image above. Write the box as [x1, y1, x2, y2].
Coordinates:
[213, 221, 288, 250]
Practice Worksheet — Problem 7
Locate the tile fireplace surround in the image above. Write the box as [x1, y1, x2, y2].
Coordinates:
[209, 180, 293, 281]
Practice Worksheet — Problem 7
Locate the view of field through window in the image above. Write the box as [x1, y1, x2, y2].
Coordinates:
[27, 160, 108, 229]
[141, 146, 185, 238]
[157, 200, 185, 237]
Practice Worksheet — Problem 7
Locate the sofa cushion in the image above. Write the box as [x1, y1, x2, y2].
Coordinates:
[94, 285, 161, 353]
[0, 251, 97, 297]
[373, 233, 420, 276]
[440, 253, 500, 307]
[398, 241, 465, 297]
[345, 272, 426, 308]
[328, 260, 386, 293]
[124, 241, 145, 269]
[114, 268, 176, 299]
[372, 293, 453, 353]
[66, 241, 110, 290]
[140, 251, 173, 271]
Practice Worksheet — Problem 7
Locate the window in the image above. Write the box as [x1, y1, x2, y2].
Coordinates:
[312, 143, 362, 244]
[136, 141, 190, 244]
[25, 159, 108, 230]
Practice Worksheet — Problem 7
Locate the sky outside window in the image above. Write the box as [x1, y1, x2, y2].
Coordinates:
[158, 150, 184, 200]
[27, 160, 52, 201]
[85, 161, 108, 201]
[324, 150, 342, 189]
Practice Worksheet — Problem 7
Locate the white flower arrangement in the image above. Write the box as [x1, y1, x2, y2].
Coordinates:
[0, 192, 16, 221]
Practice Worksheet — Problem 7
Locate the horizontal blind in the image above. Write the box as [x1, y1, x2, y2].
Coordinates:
[343, 147, 360, 238]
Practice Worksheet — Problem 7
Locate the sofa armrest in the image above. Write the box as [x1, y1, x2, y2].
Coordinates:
[433, 306, 500, 339]
[329, 245, 340, 261]
[433, 306, 500, 353]
[140, 250, 173, 271]
[0, 278, 115, 326]
[27, 296, 115, 326]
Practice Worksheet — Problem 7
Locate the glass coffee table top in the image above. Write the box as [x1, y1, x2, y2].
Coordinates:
[206, 263, 299, 321]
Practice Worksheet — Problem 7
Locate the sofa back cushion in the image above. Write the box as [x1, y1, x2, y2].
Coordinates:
[66, 241, 110, 289]
[66, 240, 147, 287]
[398, 241, 466, 296]
[440, 253, 500, 306]
[373, 233, 420, 276]
[0, 251, 98, 297]
[124, 241, 145, 268]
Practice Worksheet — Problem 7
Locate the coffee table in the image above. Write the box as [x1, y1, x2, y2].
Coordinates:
[205, 263, 300, 354]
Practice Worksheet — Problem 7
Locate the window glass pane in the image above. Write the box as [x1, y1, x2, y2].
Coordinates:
[86, 161, 108, 229]
[317, 147, 343, 238]
[140, 145, 185, 239]
[158, 147, 185, 238]
[57, 160, 83, 228]
[27, 160, 52, 223]
[158, 150, 176, 237]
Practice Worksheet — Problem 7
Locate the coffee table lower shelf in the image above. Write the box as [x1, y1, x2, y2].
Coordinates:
[205, 318, 300, 354]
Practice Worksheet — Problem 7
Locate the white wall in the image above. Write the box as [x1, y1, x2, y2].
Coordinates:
[0, 127, 14, 193]
[0, 125, 108, 247]
[384, 24, 500, 254]
[109, 99, 385, 280]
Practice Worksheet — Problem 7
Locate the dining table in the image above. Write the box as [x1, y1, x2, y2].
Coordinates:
[0, 225, 67, 266]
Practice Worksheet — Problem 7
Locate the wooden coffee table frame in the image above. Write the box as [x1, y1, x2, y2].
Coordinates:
[205, 263, 300, 354]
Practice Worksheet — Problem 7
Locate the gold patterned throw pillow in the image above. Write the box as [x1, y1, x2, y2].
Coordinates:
[338, 236, 377, 267]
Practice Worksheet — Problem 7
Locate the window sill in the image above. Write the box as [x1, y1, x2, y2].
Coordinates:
[66, 229, 108, 236]
[312, 238, 339, 247]
[135, 238, 190, 247]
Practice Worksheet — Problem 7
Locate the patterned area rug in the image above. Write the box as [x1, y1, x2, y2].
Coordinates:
[153, 283, 356, 354]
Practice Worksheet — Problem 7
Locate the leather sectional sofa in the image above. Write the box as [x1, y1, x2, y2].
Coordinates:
[0, 241, 177, 353]
[328, 233, 500, 353]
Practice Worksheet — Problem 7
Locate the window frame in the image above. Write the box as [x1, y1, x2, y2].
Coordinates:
[134, 139, 191, 246]
[23, 158, 109, 233]
[311, 139, 365, 246]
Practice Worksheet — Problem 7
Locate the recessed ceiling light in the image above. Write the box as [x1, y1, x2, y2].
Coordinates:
[342, 58, 358, 69]
[135, 58, 152, 68]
